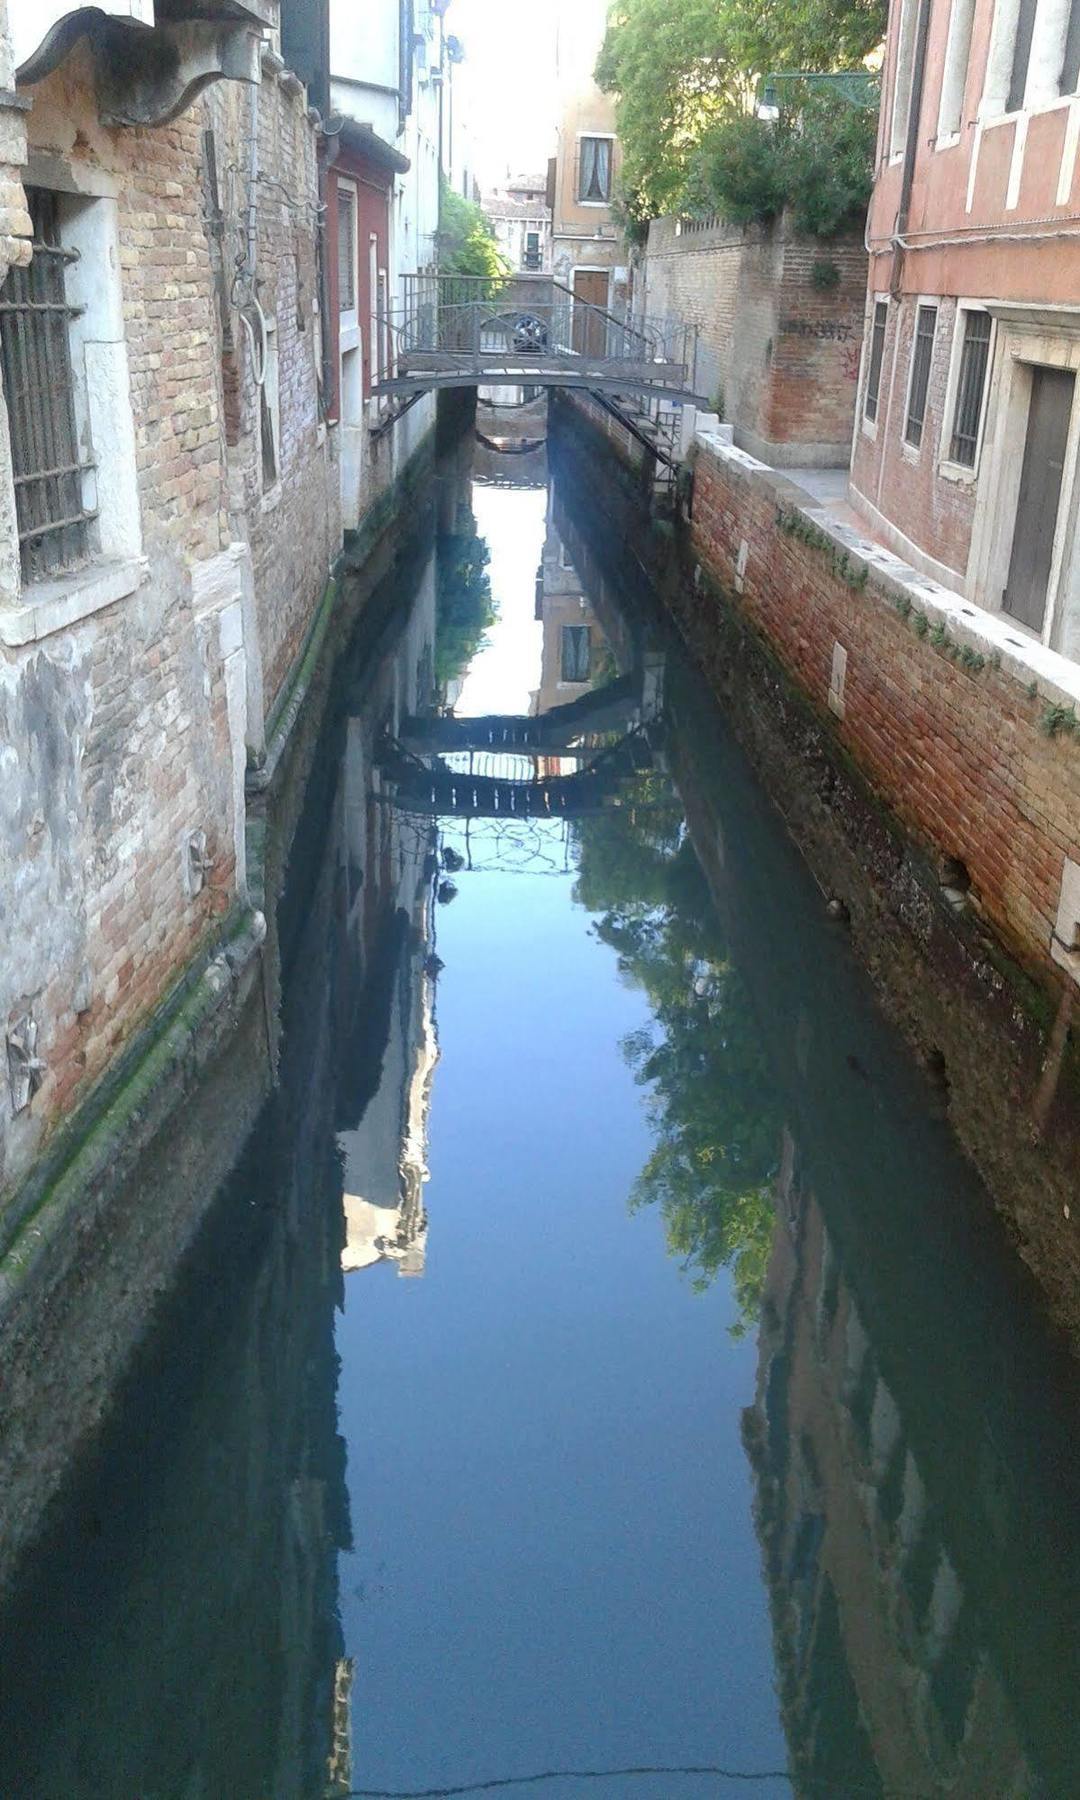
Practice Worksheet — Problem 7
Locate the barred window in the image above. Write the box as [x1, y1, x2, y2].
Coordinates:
[561, 624, 591, 682]
[864, 300, 887, 423]
[949, 311, 992, 466]
[0, 188, 95, 582]
[904, 304, 938, 448]
[338, 187, 356, 312]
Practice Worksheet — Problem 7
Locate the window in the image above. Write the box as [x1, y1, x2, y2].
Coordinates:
[1062, 0, 1080, 94]
[524, 230, 540, 270]
[948, 311, 992, 466]
[1007, 0, 1038, 109]
[864, 300, 888, 424]
[561, 624, 591, 682]
[904, 305, 938, 448]
[260, 317, 280, 492]
[0, 188, 95, 581]
[338, 186, 356, 313]
[890, 0, 920, 155]
[578, 137, 612, 203]
[937, 0, 976, 136]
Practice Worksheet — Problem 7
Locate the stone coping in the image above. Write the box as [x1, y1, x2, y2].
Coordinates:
[694, 426, 1080, 717]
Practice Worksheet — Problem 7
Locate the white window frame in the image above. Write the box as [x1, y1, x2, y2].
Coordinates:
[936, 0, 977, 143]
[0, 160, 145, 643]
[861, 296, 890, 439]
[337, 178, 360, 343]
[938, 302, 996, 483]
[889, 0, 921, 158]
[902, 299, 939, 454]
[575, 132, 615, 206]
[259, 315, 282, 509]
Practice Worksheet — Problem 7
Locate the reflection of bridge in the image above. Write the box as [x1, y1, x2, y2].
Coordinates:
[399, 673, 642, 756]
[374, 275, 705, 407]
[378, 727, 654, 820]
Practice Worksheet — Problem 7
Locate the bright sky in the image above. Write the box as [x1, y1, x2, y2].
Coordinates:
[447, 0, 608, 190]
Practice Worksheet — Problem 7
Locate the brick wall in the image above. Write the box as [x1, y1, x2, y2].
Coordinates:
[689, 434, 1080, 997]
[0, 50, 338, 1208]
[640, 212, 866, 466]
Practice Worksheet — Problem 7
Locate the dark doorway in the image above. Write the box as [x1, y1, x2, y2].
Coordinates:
[1004, 365, 1075, 633]
[572, 268, 609, 358]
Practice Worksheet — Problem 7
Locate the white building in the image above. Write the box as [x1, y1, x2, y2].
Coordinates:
[483, 174, 552, 273]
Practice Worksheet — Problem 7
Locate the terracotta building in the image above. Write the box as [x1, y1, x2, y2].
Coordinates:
[852, 0, 1080, 657]
[548, 4, 628, 321]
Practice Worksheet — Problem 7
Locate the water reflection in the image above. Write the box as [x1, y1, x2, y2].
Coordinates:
[0, 426, 1077, 1800]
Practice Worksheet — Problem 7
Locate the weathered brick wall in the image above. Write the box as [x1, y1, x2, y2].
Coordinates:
[640, 213, 866, 465]
[207, 66, 340, 716]
[641, 215, 744, 406]
[689, 435, 1080, 994]
[850, 294, 977, 584]
[0, 48, 337, 1207]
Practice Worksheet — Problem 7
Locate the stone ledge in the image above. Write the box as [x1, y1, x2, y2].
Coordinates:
[693, 428, 1080, 716]
[0, 556, 148, 647]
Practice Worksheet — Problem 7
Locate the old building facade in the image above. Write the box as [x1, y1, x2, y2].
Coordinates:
[549, 6, 627, 319]
[852, 0, 1080, 658]
[0, 0, 340, 1217]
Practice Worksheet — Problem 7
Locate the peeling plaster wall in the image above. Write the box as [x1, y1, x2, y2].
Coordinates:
[0, 43, 338, 1208]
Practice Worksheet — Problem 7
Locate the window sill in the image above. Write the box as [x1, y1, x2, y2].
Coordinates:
[860, 416, 879, 441]
[0, 555, 147, 647]
[938, 456, 979, 486]
[260, 482, 283, 515]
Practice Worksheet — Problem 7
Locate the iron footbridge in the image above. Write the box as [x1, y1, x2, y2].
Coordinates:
[372, 275, 707, 409]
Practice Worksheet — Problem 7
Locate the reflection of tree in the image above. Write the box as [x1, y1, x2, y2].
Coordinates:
[574, 778, 781, 1334]
[435, 512, 496, 694]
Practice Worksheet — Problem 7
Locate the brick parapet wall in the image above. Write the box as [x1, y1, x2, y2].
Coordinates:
[689, 430, 1080, 994]
[640, 213, 866, 463]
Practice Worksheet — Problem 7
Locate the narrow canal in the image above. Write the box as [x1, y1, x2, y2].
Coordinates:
[1, 418, 1078, 1800]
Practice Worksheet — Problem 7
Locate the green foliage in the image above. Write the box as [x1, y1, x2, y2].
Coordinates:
[437, 178, 510, 289]
[687, 94, 878, 237]
[597, 0, 885, 228]
[573, 783, 781, 1336]
[434, 513, 496, 693]
[1039, 700, 1080, 738]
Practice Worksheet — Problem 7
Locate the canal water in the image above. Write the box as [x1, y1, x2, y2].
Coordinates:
[1, 426, 1078, 1800]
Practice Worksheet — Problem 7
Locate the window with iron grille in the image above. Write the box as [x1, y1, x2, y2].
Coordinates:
[864, 300, 887, 423]
[561, 624, 591, 682]
[338, 187, 356, 312]
[949, 310, 992, 466]
[0, 188, 96, 582]
[904, 304, 938, 448]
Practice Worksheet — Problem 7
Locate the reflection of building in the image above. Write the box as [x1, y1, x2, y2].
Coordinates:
[336, 546, 441, 1281]
[483, 175, 552, 273]
[533, 505, 603, 718]
[549, 4, 627, 319]
[744, 1141, 1039, 1799]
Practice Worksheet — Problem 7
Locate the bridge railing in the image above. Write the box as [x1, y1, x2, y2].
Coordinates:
[387, 274, 698, 387]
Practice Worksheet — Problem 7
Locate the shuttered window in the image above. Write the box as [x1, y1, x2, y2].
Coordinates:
[904, 305, 938, 448]
[0, 188, 96, 581]
[949, 311, 992, 466]
[338, 188, 356, 312]
[864, 301, 888, 423]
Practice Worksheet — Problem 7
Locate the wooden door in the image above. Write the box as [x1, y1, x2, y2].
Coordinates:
[573, 269, 609, 358]
[1004, 366, 1075, 632]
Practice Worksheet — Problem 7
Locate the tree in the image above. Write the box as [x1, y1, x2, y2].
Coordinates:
[437, 179, 511, 288]
[597, 0, 886, 226]
[573, 781, 782, 1335]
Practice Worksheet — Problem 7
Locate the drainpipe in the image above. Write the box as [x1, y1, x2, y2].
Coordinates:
[890, 0, 934, 299]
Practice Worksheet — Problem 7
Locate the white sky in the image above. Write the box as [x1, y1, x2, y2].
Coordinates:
[446, 0, 608, 190]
